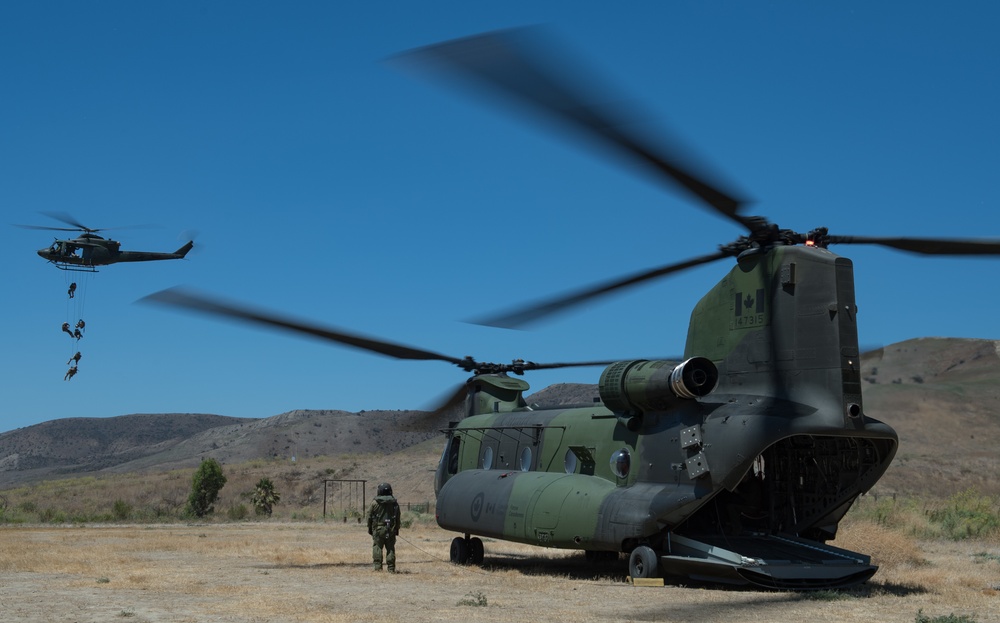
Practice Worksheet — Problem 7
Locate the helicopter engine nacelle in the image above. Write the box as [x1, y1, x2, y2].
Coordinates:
[599, 357, 719, 416]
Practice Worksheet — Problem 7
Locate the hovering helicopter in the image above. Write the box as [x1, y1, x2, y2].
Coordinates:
[20, 212, 194, 271]
[143, 29, 1000, 590]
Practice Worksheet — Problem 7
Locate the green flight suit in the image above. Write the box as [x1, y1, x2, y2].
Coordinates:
[367, 494, 400, 571]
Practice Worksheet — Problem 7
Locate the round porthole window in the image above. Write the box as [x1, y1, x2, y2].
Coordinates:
[564, 448, 578, 474]
[481, 446, 493, 469]
[519, 446, 532, 471]
[610, 448, 631, 479]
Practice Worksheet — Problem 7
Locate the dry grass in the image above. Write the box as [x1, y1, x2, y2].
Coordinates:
[2, 522, 999, 623]
[1, 443, 443, 523]
[835, 520, 929, 569]
[833, 517, 1000, 620]
[3, 433, 1000, 622]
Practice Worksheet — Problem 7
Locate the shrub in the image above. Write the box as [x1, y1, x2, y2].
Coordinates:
[112, 499, 133, 521]
[186, 459, 227, 518]
[457, 591, 488, 607]
[227, 504, 250, 520]
[18, 501, 37, 514]
[39, 507, 66, 523]
[915, 609, 978, 623]
[929, 489, 1000, 540]
[802, 590, 852, 601]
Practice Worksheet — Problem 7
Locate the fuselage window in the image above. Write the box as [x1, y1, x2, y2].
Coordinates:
[519, 446, 532, 472]
[481, 446, 494, 470]
[564, 448, 578, 474]
[447, 437, 461, 475]
[610, 448, 631, 479]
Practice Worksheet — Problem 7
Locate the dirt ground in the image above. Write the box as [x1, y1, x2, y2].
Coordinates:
[1, 522, 998, 623]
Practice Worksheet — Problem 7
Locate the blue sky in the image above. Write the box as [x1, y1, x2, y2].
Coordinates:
[3, 2, 999, 433]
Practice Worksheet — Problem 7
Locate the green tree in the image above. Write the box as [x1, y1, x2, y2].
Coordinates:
[186, 458, 227, 518]
[250, 477, 281, 516]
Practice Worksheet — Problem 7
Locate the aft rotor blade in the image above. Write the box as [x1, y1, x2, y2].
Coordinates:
[471, 250, 731, 328]
[826, 235, 1000, 255]
[396, 28, 750, 229]
[139, 287, 469, 366]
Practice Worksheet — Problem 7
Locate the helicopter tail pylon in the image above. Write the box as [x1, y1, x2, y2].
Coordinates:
[174, 241, 194, 258]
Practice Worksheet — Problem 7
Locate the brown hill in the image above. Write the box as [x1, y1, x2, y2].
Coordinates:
[0, 410, 443, 488]
[528, 340, 1000, 497]
[0, 413, 251, 485]
[858, 337, 1000, 497]
[2, 338, 998, 499]
[526, 382, 602, 407]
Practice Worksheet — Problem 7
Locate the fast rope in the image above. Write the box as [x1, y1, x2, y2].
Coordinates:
[61, 270, 91, 381]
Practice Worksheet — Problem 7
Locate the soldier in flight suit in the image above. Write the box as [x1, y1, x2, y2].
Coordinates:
[367, 482, 401, 572]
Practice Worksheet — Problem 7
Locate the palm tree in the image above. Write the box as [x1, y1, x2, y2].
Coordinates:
[250, 478, 280, 516]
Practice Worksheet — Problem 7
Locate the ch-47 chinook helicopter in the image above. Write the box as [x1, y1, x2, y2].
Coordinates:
[143, 29, 1000, 589]
[19, 212, 193, 271]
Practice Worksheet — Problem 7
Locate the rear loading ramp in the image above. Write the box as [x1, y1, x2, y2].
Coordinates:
[660, 533, 877, 590]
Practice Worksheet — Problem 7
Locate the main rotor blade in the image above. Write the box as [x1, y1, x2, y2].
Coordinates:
[396, 28, 751, 229]
[15, 224, 83, 232]
[471, 250, 731, 328]
[42, 211, 95, 232]
[18, 213, 155, 234]
[139, 287, 469, 366]
[825, 235, 1000, 255]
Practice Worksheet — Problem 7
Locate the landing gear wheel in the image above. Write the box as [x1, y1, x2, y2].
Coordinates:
[450, 536, 470, 564]
[469, 537, 484, 565]
[629, 545, 660, 579]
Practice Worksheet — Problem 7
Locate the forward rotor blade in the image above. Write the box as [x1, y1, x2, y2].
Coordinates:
[139, 287, 469, 366]
[395, 28, 750, 229]
[391, 383, 471, 432]
[426, 383, 470, 419]
[409, 359, 623, 429]
[826, 235, 1000, 255]
[471, 250, 731, 328]
[522, 360, 620, 371]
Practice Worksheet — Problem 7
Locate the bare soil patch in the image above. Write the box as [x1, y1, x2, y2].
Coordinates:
[1, 522, 998, 623]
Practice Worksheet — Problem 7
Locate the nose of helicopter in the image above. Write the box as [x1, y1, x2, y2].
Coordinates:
[37, 248, 50, 259]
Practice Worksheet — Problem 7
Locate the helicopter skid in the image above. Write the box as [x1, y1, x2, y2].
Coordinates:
[49, 261, 98, 273]
[659, 532, 876, 590]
